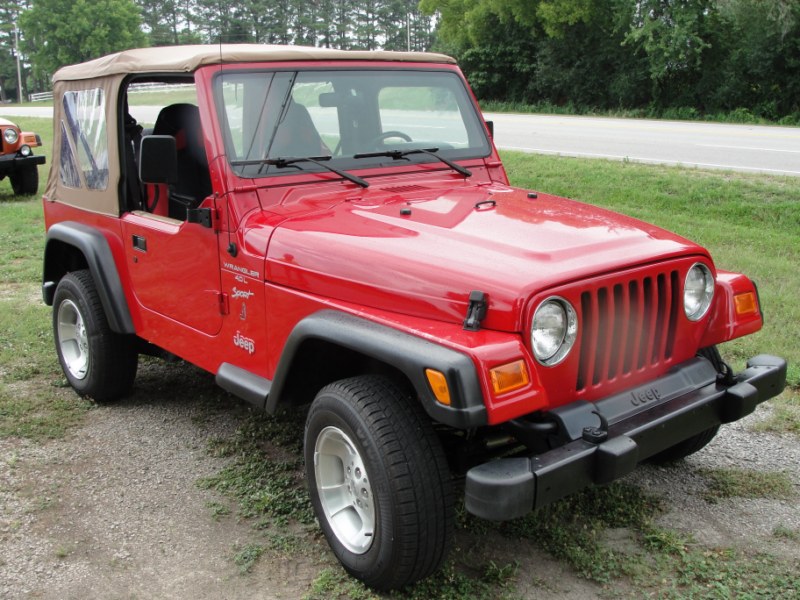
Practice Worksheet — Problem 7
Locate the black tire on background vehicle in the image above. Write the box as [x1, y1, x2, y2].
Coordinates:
[10, 165, 38, 196]
[52, 270, 138, 402]
[649, 425, 720, 463]
[304, 375, 454, 590]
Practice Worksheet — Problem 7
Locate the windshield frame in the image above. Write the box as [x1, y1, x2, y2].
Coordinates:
[212, 65, 492, 180]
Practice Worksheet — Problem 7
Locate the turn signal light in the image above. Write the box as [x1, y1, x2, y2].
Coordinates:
[425, 369, 451, 406]
[734, 292, 758, 316]
[489, 360, 530, 395]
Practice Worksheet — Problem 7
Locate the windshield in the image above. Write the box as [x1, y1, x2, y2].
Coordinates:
[215, 69, 491, 178]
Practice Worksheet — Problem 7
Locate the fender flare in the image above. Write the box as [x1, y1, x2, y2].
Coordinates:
[268, 310, 488, 429]
[43, 221, 135, 334]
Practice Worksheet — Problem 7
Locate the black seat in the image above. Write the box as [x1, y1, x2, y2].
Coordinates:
[152, 103, 212, 216]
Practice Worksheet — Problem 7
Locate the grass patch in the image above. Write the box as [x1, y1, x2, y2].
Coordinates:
[205, 501, 231, 520]
[503, 151, 800, 386]
[700, 468, 794, 503]
[637, 529, 800, 598]
[199, 410, 313, 522]
[0, 388, 92, 440]
[232, 542, 265, 574]
[753, 388, 800, 436]
[303, 561, 521, 600]
[492, 482, 661, 583]
[772, 525, 800, 542]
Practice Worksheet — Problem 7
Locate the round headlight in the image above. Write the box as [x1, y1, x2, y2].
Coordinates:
[531, 297, 578, 365]
[684, 263, 714, 321]
[3, 128, 19, 144]
[19, 145, 31, 157]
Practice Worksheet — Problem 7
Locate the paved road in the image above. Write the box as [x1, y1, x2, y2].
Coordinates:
[4, 105, 798, 176]
[485, 113, 800, 177]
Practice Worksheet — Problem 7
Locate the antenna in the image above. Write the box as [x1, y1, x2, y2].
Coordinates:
[217, 33, 237, 257]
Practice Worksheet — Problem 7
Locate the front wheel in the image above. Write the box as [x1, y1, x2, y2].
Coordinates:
[649, 425, 720, 463]
[305, 375, 454, 590]
[10, 165, 38, 196]
[52, 270, 138, 402]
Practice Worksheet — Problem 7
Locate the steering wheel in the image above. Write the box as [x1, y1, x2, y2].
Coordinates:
[368, 130, 412, 148]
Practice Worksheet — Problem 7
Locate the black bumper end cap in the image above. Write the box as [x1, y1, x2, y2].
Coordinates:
[721, 354, 787, 423]
[465, 457, 534, 521]
[595, 435, 639, 484]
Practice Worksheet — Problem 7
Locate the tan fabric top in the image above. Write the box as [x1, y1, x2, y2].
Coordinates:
[53, 44, 457, 82]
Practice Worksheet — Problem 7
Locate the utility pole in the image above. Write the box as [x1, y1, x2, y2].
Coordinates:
[14, 22, 23, 103]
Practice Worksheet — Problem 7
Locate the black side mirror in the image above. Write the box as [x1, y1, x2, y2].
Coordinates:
[139, 135, 177, 184]
[485, 120, 494, 139]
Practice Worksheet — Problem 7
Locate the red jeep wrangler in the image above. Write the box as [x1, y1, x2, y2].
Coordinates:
[42, 45, 786, 590]
[0, 117, 45, 195]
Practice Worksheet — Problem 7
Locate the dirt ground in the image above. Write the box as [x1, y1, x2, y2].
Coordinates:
[1, 360, 798, 599]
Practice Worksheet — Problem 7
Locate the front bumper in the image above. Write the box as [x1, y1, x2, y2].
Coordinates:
[0, 153, 46, 176]
[465, 354, 787, 521]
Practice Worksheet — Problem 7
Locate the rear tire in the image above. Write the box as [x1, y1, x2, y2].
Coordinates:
[53, 270, 138, 402]
[649, 425, 720, 463]
[304, 375, 454, 590]
[10, 165, 38, 196]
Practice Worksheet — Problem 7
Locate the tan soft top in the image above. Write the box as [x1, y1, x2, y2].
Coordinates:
[53, 44, 457, 82]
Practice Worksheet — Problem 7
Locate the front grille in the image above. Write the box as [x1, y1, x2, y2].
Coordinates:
[576, 270, 680, 391]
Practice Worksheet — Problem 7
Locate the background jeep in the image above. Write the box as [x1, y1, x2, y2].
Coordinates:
[41, 45, 786, 590]
[0, 117, 45, 195]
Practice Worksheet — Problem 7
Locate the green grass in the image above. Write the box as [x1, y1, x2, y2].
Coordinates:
[303, 560, 521, 600]
[502, 151, 800, 387]
[699, 468, 794, 503]
[753, 388, 800, 435]
[772, 525, 800, 542]
[232, 542, 266, 574]
[198, 410, 314, 525]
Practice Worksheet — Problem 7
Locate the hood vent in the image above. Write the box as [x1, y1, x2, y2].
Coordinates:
[381, 184, 429, 194]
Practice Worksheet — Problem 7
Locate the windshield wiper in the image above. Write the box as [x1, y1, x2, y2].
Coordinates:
[353, 147, 472, 178]
[231, 155, 369, 188]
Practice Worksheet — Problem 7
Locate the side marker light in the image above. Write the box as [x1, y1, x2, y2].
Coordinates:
[734, 292, 758, 316]
[425, 369, 451, 406]
[490, 360, 530, 395]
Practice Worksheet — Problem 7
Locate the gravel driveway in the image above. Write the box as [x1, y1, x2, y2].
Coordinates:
[1, 360, 798, 599]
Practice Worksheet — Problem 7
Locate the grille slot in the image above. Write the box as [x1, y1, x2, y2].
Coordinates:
[577, 270, 679, 391]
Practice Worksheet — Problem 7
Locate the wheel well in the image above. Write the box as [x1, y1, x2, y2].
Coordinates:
[43, 240, 89, 295]
[278, 338, 413, 407]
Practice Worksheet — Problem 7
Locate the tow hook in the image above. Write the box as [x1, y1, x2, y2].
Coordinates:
[582, 410, 609, 443]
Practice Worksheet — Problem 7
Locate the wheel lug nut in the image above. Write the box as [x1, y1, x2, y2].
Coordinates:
[355, 467, 361, 478]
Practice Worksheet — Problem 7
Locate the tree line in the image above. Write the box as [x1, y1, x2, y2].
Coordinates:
[0, 0, 434, 100]
[1, 0, 798, 123]
[422, 0, 800, 123]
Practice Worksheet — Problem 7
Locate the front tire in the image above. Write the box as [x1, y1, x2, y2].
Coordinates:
[52, 270, 138, 402]
[649, 425, 720, 463]
[305, 375, 454, 590]
[10, 165, 38, 196]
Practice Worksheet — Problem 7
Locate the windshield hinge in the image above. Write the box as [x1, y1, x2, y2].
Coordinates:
[187, 207, 214, 229]
[218, 292, 229, 315]
[463, 290, 488, 331]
